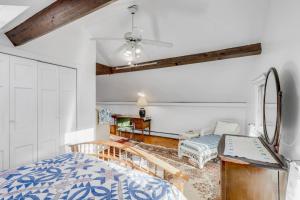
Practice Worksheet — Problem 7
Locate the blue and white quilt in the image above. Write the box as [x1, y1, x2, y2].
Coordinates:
[0, 153, 185, 200]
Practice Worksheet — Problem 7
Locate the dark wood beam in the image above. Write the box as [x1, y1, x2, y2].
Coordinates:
[96, 63, 112, 75]
[112, 43, 262, 74]
[6, 0, 116, 46]
[97, 43, 261, 75]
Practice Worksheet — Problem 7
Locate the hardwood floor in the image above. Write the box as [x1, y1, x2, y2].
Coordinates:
[110, 131, 179, 149]
[143, 135, 179, 149]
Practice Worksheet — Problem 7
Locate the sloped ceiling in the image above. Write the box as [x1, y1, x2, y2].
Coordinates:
[0, 0, 270, 103]
[85, 0, 269, 66]
[0, 0, 54, 33]
[96, 56, 258, 102]
[1, 0, 269, 66]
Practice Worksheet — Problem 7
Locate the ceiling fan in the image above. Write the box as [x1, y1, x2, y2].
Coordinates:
[92, 4, 173, 65]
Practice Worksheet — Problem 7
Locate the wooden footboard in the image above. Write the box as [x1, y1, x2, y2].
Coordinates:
[69, 140, 189, 192]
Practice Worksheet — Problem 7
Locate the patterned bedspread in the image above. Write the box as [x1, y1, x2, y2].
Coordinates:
[0, 153, 185, 200]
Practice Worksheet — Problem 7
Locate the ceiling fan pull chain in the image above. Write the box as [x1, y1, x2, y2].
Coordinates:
[131, 12, 134, 33]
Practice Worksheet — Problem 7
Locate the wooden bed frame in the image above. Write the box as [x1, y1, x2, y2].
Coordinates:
[70, 140, 189, 192]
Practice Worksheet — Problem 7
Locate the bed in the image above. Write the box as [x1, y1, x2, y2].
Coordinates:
[0, 144, 187, 199]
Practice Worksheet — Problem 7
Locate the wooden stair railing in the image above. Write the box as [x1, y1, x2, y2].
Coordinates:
[69, 140, 189, 192]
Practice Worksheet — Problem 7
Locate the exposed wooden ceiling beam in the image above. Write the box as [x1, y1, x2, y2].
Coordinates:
[96, 43, 262, 75]
[5, 0, 116, 46]
[96, 63, 112, 75]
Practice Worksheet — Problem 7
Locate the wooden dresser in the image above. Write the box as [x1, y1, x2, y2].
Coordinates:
[218, 134, 287, 200]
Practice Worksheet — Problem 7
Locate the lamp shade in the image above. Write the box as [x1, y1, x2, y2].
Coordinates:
[137, 96, 148, 107]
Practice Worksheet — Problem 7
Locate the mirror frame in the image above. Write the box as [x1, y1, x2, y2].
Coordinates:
[263, 67, 282, 153]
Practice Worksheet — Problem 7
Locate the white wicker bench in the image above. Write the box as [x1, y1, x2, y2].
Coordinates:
[178, 121, 240, 168]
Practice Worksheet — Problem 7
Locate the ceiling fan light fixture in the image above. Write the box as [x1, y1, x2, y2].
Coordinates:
[123, 44, 133, 57]
[136, 48, 141, 54]
[124, 49, 132, 57]
[123, 43, 142, 61]
[135, 44, 142, 54]
[125, 52, 134, 65]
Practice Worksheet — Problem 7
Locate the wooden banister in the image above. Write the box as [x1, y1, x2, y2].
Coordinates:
[69, 140, 189, 191]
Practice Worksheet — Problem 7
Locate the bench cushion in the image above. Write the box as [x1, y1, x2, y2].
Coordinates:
[179, 134, 221, 168]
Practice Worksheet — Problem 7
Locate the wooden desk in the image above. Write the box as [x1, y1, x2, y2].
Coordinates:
[111, 114, 151, 141]
[218, 134, 287, 200]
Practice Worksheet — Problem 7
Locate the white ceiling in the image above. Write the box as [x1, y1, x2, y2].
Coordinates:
[84, 0, 270, 66]
[0, 0, 54, 32]
[0, 5, 28, 29]
[1, 0, 270, 66]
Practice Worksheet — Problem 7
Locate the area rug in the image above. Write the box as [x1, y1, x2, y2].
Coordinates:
[132, 142, 220, 200]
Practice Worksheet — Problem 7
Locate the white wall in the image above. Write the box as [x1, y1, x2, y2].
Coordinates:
[96, 45, 258, 136]
[96, 56, 258, 136]
[98, 102, 247, 138]
[247, 0, 300, 161]
[97, 56, 257, 102]
[0, 16, 97, 133]
[95, 1, 300, 161]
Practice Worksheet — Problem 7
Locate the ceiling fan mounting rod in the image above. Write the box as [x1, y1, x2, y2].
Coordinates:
[131, 12, 134, 33]
[128, 5, 138, 33]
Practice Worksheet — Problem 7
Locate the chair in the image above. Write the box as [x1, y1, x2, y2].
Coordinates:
[116, 118, 135, 139]
[178, 121, 240, 168]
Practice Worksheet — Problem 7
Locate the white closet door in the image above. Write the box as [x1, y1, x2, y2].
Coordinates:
[38, 63, 59, 160]
[10, 57, 38, 168]
[0, 54, 9, 170]
[59, 67, 76, 153]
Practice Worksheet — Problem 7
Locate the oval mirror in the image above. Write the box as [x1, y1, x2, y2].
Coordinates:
[263, 68, 282, 152]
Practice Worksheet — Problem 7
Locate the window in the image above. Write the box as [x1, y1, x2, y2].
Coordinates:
[252, 74, 266, 136]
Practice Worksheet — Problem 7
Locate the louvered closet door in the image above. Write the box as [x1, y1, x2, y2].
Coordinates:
[38, 63, 60, 160]
[10, 57, 38, 168]
[59, 67, 76, 153]
[0, 54, 9, 170]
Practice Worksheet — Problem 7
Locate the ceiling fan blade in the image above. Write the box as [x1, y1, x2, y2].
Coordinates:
[141, 39, 173, 48]
[91, 37, 124, 41]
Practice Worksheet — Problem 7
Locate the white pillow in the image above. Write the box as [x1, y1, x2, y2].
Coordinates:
[180, 130, 201, 140]
[214, 121, 240, 135]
